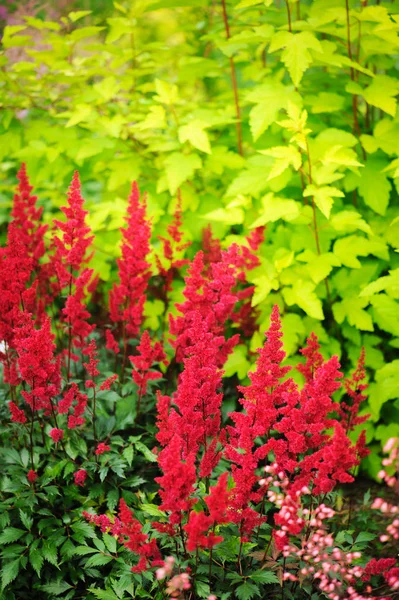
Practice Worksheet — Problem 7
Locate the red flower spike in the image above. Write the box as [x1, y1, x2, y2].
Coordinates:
[130, 331, 166, 396]
[95, 442, 110, 455]
[49, 428, 64, 443]
[109, 181, 152, 338]
[27, 469, 38, 483]
[12, 163, 47, 266]
[74, 469, 87, 487]
[8, 401, 27, 423]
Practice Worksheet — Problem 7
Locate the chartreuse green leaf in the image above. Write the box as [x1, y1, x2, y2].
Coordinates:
[360, 268, 399, 298]
[303, 185, 344, 219]
[164, 153, 202, 194]
[333, 297, 374, 331]
[282, 280, 324, 320]
[260, 145, 301, 180]
[357, 158, 391, 215]
[268, 31, 322, 87]
[370, 296, 399, 336]
[224, 345, 251, 379]
[330, 211, 371, 235]
[247, 81, 300, 141]
[362, 75, 399, 117]
[179, 120, 211, 154]
[297, 250, 340, 284]
[368, 361, 399, 420]
[250, 193, 300, 227]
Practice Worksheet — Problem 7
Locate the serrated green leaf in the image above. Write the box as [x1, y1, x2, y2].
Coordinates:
[134, 441, 157, 462]
[164, 152, 202, 195]
[304, 185, 344, 219]
[235, 581, 261, 600]
[0, 527, 26, 544]
[358, 159, 391, 215]
[260, 145, 301, 180]
[103, 533, 117, 554]
[1, 559, 20, 590]
[269, 31, 322, 86]
[42, 541, 58, 566]
[85, 553, 114, 567]
[179, 120, 211, 154]
[40, 581, 73, 595]
[250, 570, 279, 584]
[88, 588, 120, 600]
[19, 509, 33, 530]
[29, 550, 44, 577]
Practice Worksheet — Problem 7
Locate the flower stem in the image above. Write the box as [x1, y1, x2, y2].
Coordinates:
[220, 0, 243, 156]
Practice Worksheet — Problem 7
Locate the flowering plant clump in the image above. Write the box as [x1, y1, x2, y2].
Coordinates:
[0, 166, 398, 599]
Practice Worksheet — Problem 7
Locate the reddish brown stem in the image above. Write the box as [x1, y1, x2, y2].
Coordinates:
[285, 0, 292, 32]
[220, 0, 243, 155]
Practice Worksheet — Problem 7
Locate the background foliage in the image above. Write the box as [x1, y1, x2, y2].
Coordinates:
[0, 0, 398, 474]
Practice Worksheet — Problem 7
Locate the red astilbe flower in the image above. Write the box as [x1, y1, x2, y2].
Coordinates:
[202, 225, 222, 267]
[157, 312, 226, 478]
[105, 329, 119, 354]
[297, 331, 324, 383]
[49, 428, 64, 443]
[27, 470, 38, 483]
[53, 171, 94, 288]
[12, 163, 47, 266]
[95, 442, 110, 455]
[130, 330, 167, 397]
[362, 558, 396, 582]
[170, 249, 240, 367]
[0, 224, 34, 350]
[109, 182, 152, 339]
[62, 269, 95, 353]
[8, 401, 27, 423]
[100, 374, 118, 391]
[155, 434, 197, 525]
[184, 473, 230, 552]
[225, 305, 291, 532]
[118, 499, 163, 573]
[155, 193, 191, 300]
[57, 382, 88, 428]
[74, 469, 87, 487]
[15, 316, 61, 415]
[52, 172, 96, 367]
[339, 347, 369, 433]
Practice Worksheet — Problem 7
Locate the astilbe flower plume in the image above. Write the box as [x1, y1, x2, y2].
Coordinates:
[225, 304, 291, 535]
[52, 172, 96, 370]
[157, 311, 227, 483]
[226, 306, 362, 540]
[170, 249, 240, 367]
[154, 192, 191, 301]
[184, 472, 229, 552]
[109, 181, 152, 340]
[117, 499, 163, 573]
[130, 330, 167, 397]
[14, 316, 61, 416]
[74, 469, 87, 487]
[53, 171, 94, 288]
[12, 163, 47, 266]
[339, 347, 369, 439]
